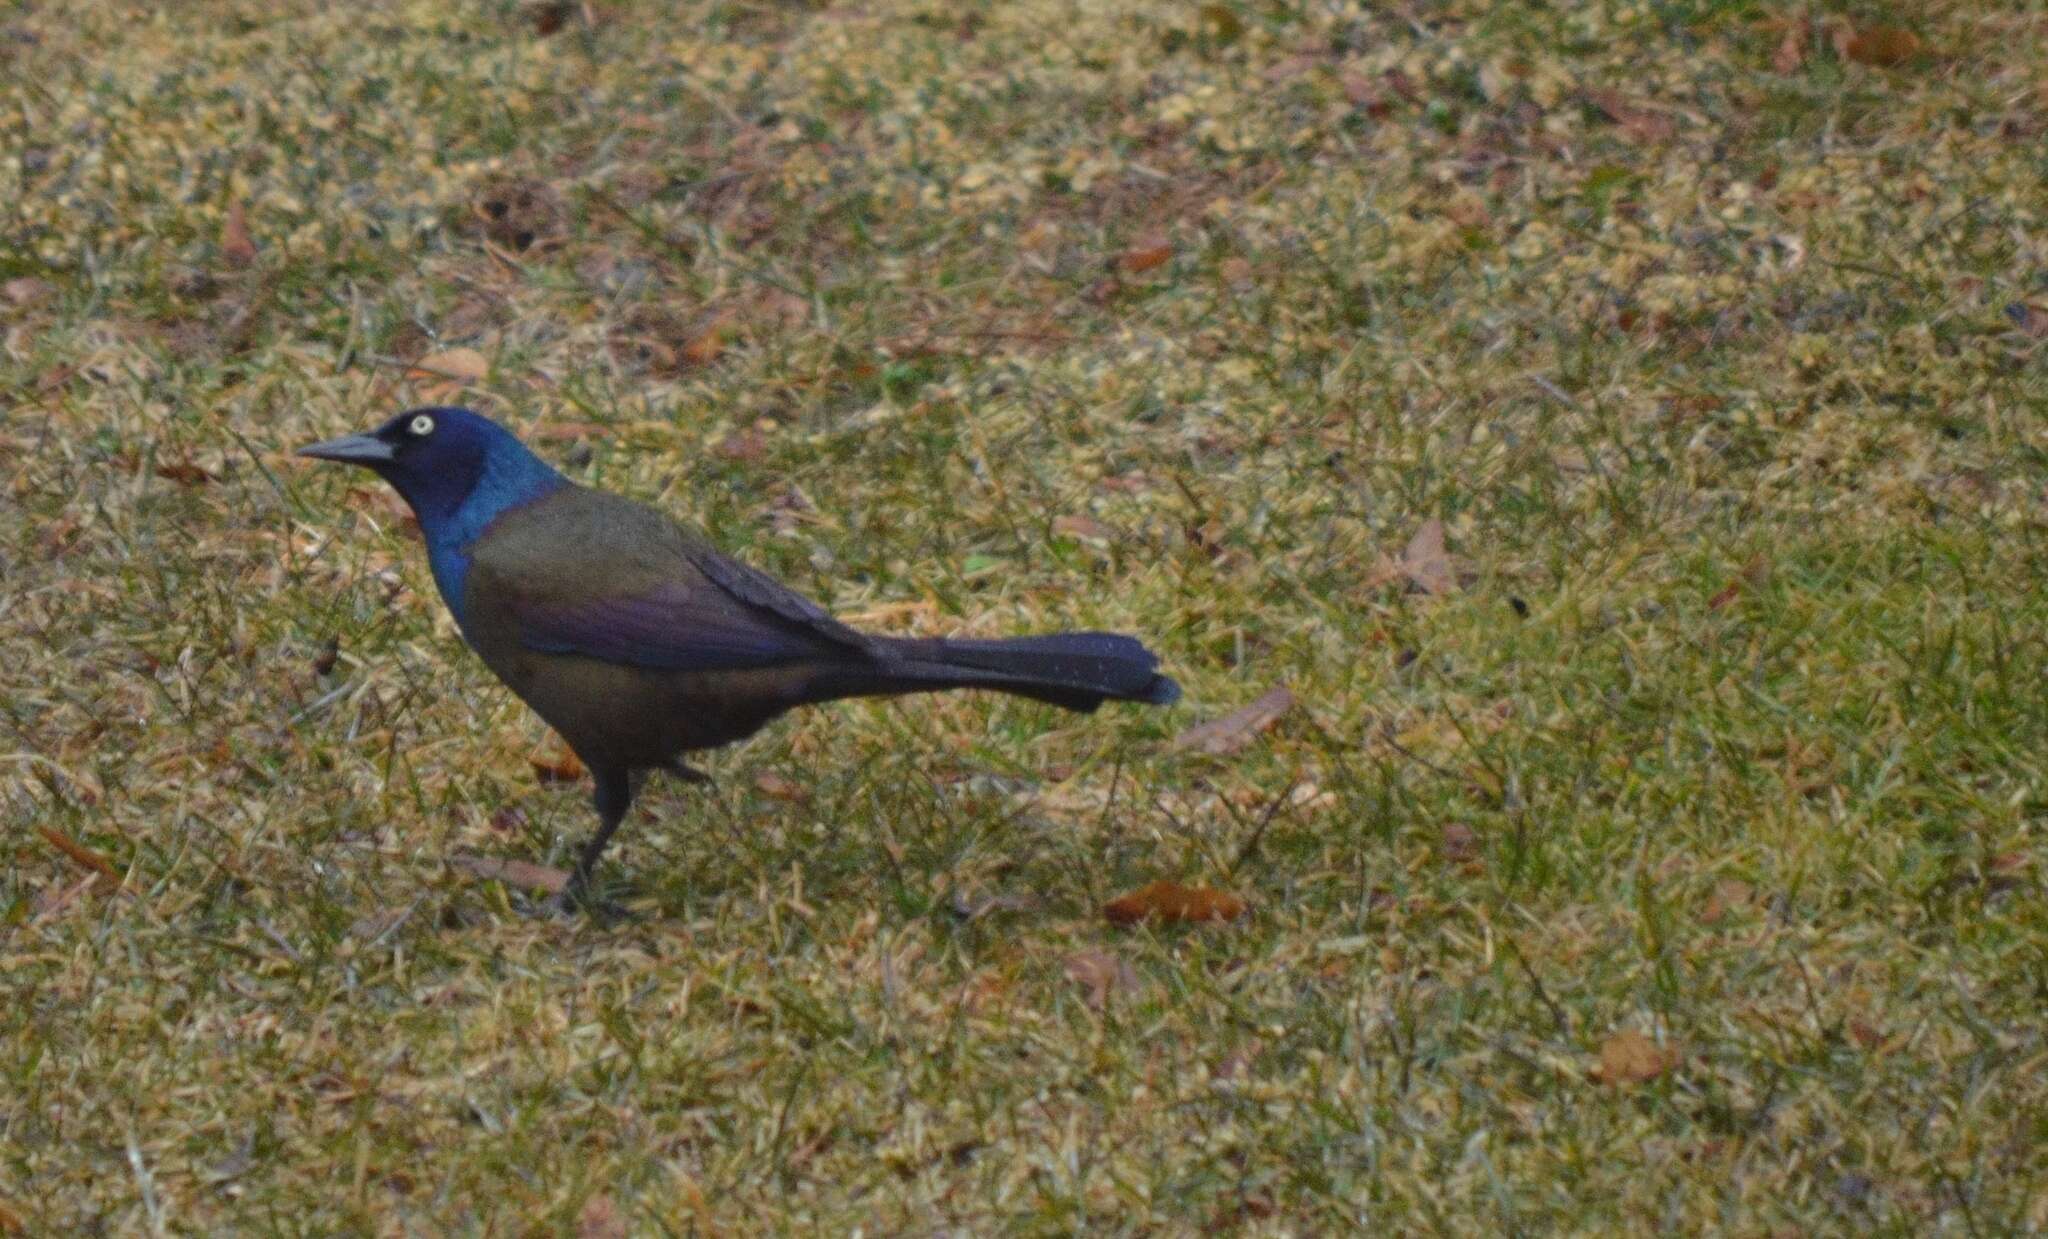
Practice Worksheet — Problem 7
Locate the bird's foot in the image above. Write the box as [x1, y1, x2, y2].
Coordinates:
[548, 876, 637, 924]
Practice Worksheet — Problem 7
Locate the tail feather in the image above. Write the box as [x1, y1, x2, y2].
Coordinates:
[813, 631, 1180, 713]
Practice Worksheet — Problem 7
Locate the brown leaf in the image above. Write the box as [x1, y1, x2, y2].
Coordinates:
[1400, 518, 1457, 595]
[488, 806, 528, 834]
[1584, 89, 1677, 143]
[1103, 879, 1248, 927]
[682, 314, 733, 366]
[407, 347, 490, 385]
[1840, 25, 1922, 66]
[1708, 554, 1768, 610]
[312, 636, 340, 676]
[1440, 822, 1481, 864]
[753, 770, 809, 803]
[2, 276, 52, 308]
[1184, 517, 1229, 560]
[1772, 20, 1807, 74]
[1847, 1019, 1886, 1050]
[2007, 303, 2048, 340]
[715, 428, 767, 461]
[38, 825, 121, 885]
[221, 200, 259, 267]
[0, 1196, 24, 1235]
[1702, 878, 1754, 923]
[1170, 685, 1294, 755]
[1340, 72, 1388, 113]
[154, 460, 214, 487]
[1063, 950, 1139, 1009]
[449, 853, 569, 894]
[1052, 514, 1114, 542]
[529, 745, 585, 784]
[1116, 243, 1174, 274]
[576, 1194, 628, 1239]
[529, 1, 573, 36]
[1594, 1029, 1678, 1085]
[39, 515, 80, 556]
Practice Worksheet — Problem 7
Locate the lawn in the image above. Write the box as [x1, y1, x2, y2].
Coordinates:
[4, 0, 2046, 1232]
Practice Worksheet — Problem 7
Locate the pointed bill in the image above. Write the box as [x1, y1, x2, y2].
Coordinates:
[297, 432, 395, 464]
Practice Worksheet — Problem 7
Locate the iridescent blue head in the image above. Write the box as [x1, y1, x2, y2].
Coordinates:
[299, 406, 569, 620]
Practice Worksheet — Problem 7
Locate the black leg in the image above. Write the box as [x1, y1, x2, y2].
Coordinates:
[562, 765, 635, 910]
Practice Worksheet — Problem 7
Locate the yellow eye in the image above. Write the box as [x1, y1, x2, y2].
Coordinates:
[409, 414, 435, 436]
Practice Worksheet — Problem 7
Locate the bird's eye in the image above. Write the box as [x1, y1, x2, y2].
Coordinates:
[409, 414, 436, 437]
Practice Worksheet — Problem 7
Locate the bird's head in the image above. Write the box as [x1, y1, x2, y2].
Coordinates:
[298, 406, 564, 528]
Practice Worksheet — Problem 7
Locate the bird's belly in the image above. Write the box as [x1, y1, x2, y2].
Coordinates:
[486, 646, 799, 771]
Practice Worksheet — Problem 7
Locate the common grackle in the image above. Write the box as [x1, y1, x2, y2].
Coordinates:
[300, 408, 1178, 907]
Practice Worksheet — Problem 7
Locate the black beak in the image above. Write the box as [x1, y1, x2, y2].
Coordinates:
[297, 432, 396, 465]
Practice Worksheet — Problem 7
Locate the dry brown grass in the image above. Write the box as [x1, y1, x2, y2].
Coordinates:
[5, 0, 2047, 1231]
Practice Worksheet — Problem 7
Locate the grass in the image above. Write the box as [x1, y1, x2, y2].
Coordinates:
[4, 0, 2047, 1231]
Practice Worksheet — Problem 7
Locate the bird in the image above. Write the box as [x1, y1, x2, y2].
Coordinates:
[298, 407, 1179, 908]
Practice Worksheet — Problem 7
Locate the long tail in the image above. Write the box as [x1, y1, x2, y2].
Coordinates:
[811, 632, 1180, 713]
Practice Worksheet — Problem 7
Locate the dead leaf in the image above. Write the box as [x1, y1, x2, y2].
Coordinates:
[1708, 555, 1768, 611]
[2, 276, 51, 308]
[449, 853, 569, 894]
[1594, 1029, 1678, 1085]
[1702, 878, 1754, 923]
[1400, 518, 1457, 595]
[1340, 72, 1389, 113]
[221, 200, 259, 267]
[1838, 25, 1922, 67]
[38, 825, 122, 885]
[407, 347, 489, 384]
[1116, 243, 1174, 274]
[154, 460, 214, 487]
[1584, 89, 1677, 143]
[2006, 303, 2048, 340]
[1444, 189, 1489, 231]
[1052, 514, 1114, 542]
[1103, 879, 1248, 926]
[1170, 685, 1294, 755]
[753, 770, 808, 802]
[1772, 20, 1807, 74]
[312, 636, 340, 676]
[1440, 822, 1480, 864]
[0, 1196, 24, 1236]
[39, 515, 80, 556]
[715, 428, 767, 461]
[1184, 517, 1229, 560]
[1063, 950, 1139, 1008]
[576, 1194, 627, 1239]
[529, 1, 573, 37]
[682, 315, 733, 366]
[469, 176, 563, 251]
[1847, 1019, 1886, 1050]
[529, 745, 585, 784]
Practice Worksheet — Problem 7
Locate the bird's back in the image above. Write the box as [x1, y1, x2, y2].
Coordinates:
[460, 485, 858, 766]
